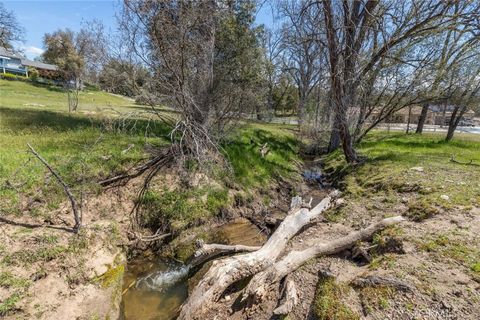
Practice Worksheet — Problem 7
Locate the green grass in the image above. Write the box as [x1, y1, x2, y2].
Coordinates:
[0, 292, 22, 316]
[0, 79, 135, 113]
[323, 132, 480, 211]
[0, 80, 175, 217]
[1, 80, 299, 234]
[0, 271, 31, 289]
[224, 123, 299, 188]
[314, 276, 359, 320]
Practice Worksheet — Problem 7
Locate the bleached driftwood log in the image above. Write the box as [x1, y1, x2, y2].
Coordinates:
[273, 276, 298, 315]
[177, 191, 338, 320]
[243, 216, 405, 302]
[190, 239, 261, 268]
[178, 188, 405, 320]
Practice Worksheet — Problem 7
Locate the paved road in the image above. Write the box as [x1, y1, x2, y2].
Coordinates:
[378, 124, 480, 134]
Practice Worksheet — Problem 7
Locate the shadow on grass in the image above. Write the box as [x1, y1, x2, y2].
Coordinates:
[30, 81, 64, 93]
[0, 106, 172, 137]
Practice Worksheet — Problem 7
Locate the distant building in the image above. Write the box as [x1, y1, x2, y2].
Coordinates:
[370, 105, 476, 125]
[0, 47, 57, 77]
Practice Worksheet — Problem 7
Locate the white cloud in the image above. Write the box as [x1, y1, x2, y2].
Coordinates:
[24, 46, 44, 56]
[20, 45, 44, 60]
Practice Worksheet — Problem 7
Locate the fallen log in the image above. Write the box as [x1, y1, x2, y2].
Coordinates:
[177, 191, 339, 320]
[243, 216, 405, 302]
[189, 239, 261, 269]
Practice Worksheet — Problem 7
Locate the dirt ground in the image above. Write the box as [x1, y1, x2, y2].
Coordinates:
[0, 184, 136, 319]
[198, 191, 480, 320]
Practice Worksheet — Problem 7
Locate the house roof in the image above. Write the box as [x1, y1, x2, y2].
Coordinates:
[1, 46, 57, 71]
[21, 59, 58, 71]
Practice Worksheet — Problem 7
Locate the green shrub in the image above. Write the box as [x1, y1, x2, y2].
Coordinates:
[0, 73, 28, 82]
[28, 67, 39, 81]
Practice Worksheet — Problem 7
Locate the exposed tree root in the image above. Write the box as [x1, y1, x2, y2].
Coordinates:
[351, 275, 415, 292]
[99, 145, 176, 187]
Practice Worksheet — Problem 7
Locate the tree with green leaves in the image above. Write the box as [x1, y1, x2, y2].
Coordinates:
[43, 29, 84, 112]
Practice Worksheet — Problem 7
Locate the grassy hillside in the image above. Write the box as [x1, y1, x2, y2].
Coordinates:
[0, 79, 135, 113]
[0, 80, 299, 222]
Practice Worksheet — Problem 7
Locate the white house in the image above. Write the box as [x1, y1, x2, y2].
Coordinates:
[0, 47, 57, 77]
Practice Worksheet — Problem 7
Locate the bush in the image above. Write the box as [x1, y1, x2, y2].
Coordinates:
[0, 73, 29, 82]
[28, 67, 39, 81]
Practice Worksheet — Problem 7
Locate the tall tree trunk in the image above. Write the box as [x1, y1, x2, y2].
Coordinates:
[406, 106, 412, 133]
[445, 105, 465, 142]
[328, 114, 341, 152]
[297, 93, 306, 128]
[441, 100, 447, 127]
[337, 108, 357, 163]
[416, 103, 429, 134]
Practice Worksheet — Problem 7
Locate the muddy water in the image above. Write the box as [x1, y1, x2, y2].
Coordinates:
[121, 258, 188, 320]
[120, 218, 265, 320]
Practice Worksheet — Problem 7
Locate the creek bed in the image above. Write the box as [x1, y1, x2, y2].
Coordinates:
[120, 218, 265, 319]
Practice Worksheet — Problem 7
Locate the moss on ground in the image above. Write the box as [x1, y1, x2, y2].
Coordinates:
[314, 276, 359, 320]
[358, 286, 395, 314]
[95, 264, 125, 289]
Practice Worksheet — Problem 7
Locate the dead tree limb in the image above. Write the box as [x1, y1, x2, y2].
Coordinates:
[177, 191, 339, 320]
[351, 275, 415, 292]
[190, 239, 261, 269]
[243, 216, 405, 302]
[27, 143, 81, 232]
[450, 154, 480, 167]
[273, 277, 298, 315]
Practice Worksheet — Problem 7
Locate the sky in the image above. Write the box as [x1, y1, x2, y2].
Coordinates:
[3, 0, 276, 60]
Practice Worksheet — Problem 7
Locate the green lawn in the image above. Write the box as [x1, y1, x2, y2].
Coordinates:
[0, 79, 170, 217]
[0, 79, 136, 113]
[323, 132, 480, 220]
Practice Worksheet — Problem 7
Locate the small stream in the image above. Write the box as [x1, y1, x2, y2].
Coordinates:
[120, 162, 326, 319]
[120, 219, 266, 320]
[121, 258, 188, 320]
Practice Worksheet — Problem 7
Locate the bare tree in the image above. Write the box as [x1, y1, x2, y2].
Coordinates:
[318, 0, 463, 162]
[280, 0, 323, 128]
[0, 2, 24, 49]
[414, 2, 480, 134]
[120, 0, 264, 166]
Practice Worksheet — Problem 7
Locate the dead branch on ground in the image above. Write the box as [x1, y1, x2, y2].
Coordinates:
[27, 143, 81, 232]
[450, 154, 480, 167]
